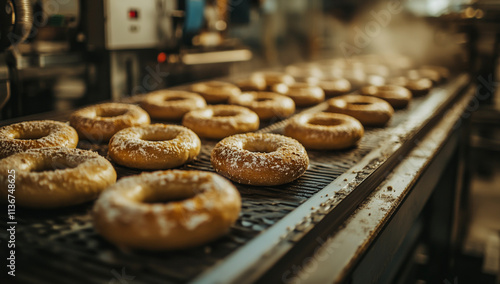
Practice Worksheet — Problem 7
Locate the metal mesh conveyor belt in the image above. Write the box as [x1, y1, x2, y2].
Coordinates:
[0, 74, 470, 283]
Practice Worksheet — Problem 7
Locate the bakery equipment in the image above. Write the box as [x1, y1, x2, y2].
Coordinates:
[0, 0, 252, 119]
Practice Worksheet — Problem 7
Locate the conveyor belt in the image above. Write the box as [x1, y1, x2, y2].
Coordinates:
[0, 74, 469, 284]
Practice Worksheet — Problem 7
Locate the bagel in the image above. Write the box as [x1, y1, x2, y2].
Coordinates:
[0, 147, 116, 208]
[69, 102, 150, 142]
[190, 81, 241, 104]
[140, 90, 206, 120]
[236, 73, 267, 92]
[360, 85, 412, 109]
[272, 82, 325, 107]
[0, 120, 78, 159]
[228, 91, 295, 120]
[253, 71, 295, 90]
[108, 124, 201, 169]
[405, 78, 432, 97]
[307, 77, 351, 97]
[284, 112, 364, 150]
[211, 133, 309, 186]
[183, 105, 259, 139]
[326, 95, 394, 127]
[93, 170, 241, 250]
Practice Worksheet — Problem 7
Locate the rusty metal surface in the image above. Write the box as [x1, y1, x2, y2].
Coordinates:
[0, 74, 469, 284]
[299, 85, 476, 284]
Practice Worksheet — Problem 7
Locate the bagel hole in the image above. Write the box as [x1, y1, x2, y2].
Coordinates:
[348, 102, 372, 106]
[254, 97, 273, 102]
[164, 96, 186, 102]
[141, 132, 177, 142]
[213, 110, 240, 117]
[243, 142, 278, 153]
[31, 162, 77, 173]
[308, 118, 343, 127]
[16, 130, 49, 140]
[141, 187, 198, 204]
[97, 108, 128, 118]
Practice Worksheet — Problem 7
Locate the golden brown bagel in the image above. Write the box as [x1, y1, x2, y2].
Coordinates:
[360, 85, 412, 109]
[93, 170, 241, 250]
[211, 133, 309, 186]
[69, 102, 150, 142]
[326, 95, 394, 127]
[190, 81, 241, 104]
[0, 120, 78, 158]
[228, 91, 295, 120]
[183, 105, 259, 139]
[272, 82, 325, 107]
[284, 112, 364, 150]
[109, 124, 201, 169]
[0, 147, 116, 208]
[140, 90, 206, 120]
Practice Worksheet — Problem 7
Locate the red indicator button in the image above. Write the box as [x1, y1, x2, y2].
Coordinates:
[129, 9, 139, 19]
[157, 52, 167, 63]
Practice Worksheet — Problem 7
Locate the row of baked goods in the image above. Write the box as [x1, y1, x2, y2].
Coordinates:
[0, 58, 448, 251]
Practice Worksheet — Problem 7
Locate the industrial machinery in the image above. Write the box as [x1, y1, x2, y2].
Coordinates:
[0, 0, 253, 119]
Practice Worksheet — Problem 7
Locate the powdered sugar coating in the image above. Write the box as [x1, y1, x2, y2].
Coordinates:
[0, 147, 117, 208]
[108, 124, 201, 169]
[183, 105, 259, 139]
[93, 170, 241, 250]
[0, 120, 79, 158]
[69, 102, 150, 142]
[140, 90, 206, 120]
[211, 133, 309, 186]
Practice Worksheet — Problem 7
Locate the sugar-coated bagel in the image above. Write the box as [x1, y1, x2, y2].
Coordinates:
[0, 120, 78, 158]
[284, 112, 364, 150]
[69, 103, 150, 142]
[326, 95, 394, 127]
[211, 133, 309, 186]
[93, 170, 241, 250]
[0, 147, 116, 208]
[108, 124, 201, 169]
[140, 90, 206, 120]
[228, 91, 295, 120]
[183, 105, 259, 139]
